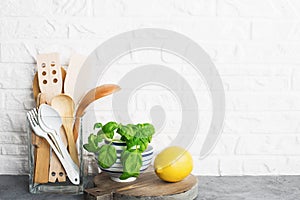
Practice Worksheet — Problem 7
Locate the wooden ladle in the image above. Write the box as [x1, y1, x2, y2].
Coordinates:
[73, 84, 121, 141]
[51, 94, 79, 166]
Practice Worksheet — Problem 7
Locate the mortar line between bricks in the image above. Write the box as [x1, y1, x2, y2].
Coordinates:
[0, 15, 260, 20]
[2, 60, 300, 65]
[3, 38, 300, 44]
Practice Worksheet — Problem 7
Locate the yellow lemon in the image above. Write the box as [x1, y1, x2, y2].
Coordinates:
[154, 146, 193, 182]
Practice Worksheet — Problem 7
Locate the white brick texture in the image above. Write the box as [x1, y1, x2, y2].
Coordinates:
[0, 0, 300, 176]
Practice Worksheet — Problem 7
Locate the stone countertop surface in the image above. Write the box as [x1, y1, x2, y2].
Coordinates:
[0, 175, 300, 200]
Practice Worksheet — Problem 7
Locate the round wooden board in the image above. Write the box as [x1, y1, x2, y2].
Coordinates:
[84, 170, 198, 200]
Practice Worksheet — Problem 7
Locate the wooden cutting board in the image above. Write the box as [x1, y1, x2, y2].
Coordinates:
[84, 170, 198, 200]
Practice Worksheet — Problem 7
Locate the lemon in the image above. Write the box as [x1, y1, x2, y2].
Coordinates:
[154, 146, 193, 182]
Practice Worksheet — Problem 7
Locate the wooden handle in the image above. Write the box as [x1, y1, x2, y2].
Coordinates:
[73, 118, 80, 143]
[73, 84, 121, 141]
[33, 93, 50, 184]
[64, 124, 79, 166]
[75, 85, 121, 119]
[49, 127, 67, 182]
[51, 94, 79, 166]
[64, 53, 86, 104]
[48, 154, 66, 183]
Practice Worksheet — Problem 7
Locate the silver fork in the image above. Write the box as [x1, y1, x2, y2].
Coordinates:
[27, 109, 80, 185]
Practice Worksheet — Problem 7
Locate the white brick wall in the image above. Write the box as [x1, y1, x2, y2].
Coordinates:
[1, 0, 300, 176]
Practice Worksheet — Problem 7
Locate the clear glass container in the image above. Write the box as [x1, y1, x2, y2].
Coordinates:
[82, 154, 99, 189]
[28, 116, 84, 194]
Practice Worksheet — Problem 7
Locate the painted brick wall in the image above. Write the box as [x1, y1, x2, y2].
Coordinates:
[1, 0, 300, 176]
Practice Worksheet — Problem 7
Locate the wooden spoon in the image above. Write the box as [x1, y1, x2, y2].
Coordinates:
[51, 94, 79, 166]
[73, 84, 121, 141]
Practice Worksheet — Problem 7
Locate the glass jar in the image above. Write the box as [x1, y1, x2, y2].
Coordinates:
[28, 116, 84, 194]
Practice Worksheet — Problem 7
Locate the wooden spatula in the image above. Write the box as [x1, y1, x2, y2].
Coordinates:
[64, 53, 86, 105]
[33, 68, 66, 102]
[32, 68, 66, 183]
[37, 53, 63, 103]
[36, 53, 66, 183]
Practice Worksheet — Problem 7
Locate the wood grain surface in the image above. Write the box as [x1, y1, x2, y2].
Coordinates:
[84, 170, 198, 200]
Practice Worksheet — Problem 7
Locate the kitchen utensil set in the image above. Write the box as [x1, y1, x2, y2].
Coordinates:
[29, 52, 121, 185]
[27, 106, 79, 185]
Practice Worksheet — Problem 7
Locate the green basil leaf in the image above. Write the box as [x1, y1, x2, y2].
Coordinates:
[97, 129, 104, 135]
[120, 135, 127, 141]
[104, 131, 114, 139]
[83, 134, 100, 153]
[141, 123, 155, 138]
[139, 140, 147, 152]
[117, 124, 135, 140]
[123, 151, 142, 175]
[102, 122, 119, 133]
[93, 123, 103, 130]
[120, 172, 139, 180]
[119, 150, 142, 180]
[83, 143, 97, 153]
[98, 144, 117, 168]
[125, 138, 135, 150]
[102, 122, 119, 139]
[121, 150, 131, 166]
[96, 130, 106, 141]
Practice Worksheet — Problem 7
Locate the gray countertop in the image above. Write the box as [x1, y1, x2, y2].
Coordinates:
[0, 175, 299, 200]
